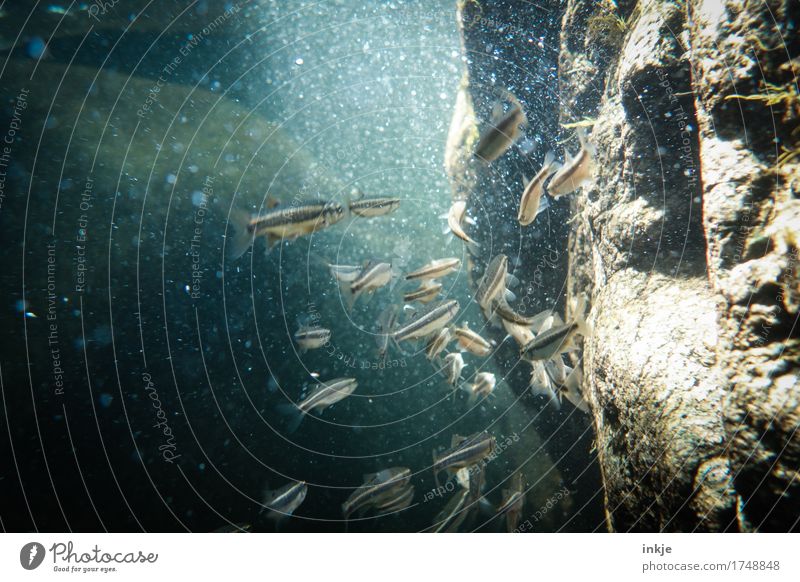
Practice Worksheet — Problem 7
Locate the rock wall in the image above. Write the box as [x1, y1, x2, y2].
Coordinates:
[447, 0, 799, 531]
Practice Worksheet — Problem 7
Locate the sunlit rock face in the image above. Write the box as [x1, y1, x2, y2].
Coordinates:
[446, 0, 799, 532]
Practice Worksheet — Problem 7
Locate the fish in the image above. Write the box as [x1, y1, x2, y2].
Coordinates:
[474, 93, 527, 163]
[432, 488, 471, 533]
[212, 523, 252, 533]
[475, 254, 510, 317]
[344, 261, 394, 310]
[496, 473, 525, 532]
[279, 377, 358, 432]
[293, 326, 331, 353]
[328, 263, 363, 283]
[375, 306, 400, 362]
[518, 151, 560, 225]
[446, 200, 479, 246]
[405, 258, 461, 282]
[493, 301, 542, 326]
[520, 317, 589, 361]
[392, 300, 460, 343]
[432, 432, 497, 487]
[228, 200, 346, 259]
[341, 467, 412, 521]
[425, 327, 453, 361]
[442, 352, 466, 387]
[466, 372, 497, 402]
[454, 324, 493, 357]
[527, 360, 560, 409]
[349, 196, 401, 218]
[373, 484, 415, 516]
[548, 127, 596, 197]
[403, 281, 443, 304]
[546, 360, 589, 413]
[502, 318, 536, 347]
[259, 480, 308, 522]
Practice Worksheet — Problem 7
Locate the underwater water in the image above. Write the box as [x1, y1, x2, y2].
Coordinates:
[1, 0, 796, 536]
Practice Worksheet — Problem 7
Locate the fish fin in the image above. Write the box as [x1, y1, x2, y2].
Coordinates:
[522, 174, 530, 188]
[490, 101, 504, 121]
[433, 450, 441, 489]
[276, 403, 304, 433]
[265, 195, 280, 209]
[442, 224, 452, 236]
[504, 289, 517, 303]
[363, 472, 378, 482]
[227, 207, 255, 260]
[464, 216, 477, 226]
[450, 434, 466, 447]
[505, 273, 520, 288]
[543, 150, 556, 167]
[564, 149, 574, 164]
[266, 234, 281, 251]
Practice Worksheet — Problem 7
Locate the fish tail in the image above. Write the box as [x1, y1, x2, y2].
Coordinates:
[276, 403, 304, 433]
[227, 207, 255, 260]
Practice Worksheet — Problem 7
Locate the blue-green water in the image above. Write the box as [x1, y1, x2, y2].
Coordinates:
[0, 0, 600, 532]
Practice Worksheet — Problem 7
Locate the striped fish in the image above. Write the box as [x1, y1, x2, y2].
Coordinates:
[228, 201, 346, 259]
[341, 467, 412, 520]
[403, 281, 442, 304]
[432, 432, 496, 487]
[349, 196, 401, 217]
[496, 472, 525, 532]
[405, 258, 461, 281]
[278, 378, 358, 431]
[293, 326, 331, 353]
[425, 327, 453, 361]
[441, 352, 466, 387]
[466, 372, 496, 402]
[446, 200, 479, 246]
[432, 488, 471, 533]
[474, 94, 527, 163]
[548, 127, 596, 197]
[521, 321, 584, 361]
[454, 325, 493, 357]
[518, 151, 559, 226]
[259, 480, 307, 522]
[393, 300, 460, 342]
[344, 262, 394, 310]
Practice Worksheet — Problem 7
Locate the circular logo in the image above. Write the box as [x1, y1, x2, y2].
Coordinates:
[20, 542, 46, 570]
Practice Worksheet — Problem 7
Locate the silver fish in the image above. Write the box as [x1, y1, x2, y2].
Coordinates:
[496, 472, 525, 532]
[475, 254, 510, 317]
[442, 352, 466, 387]
[518, 151, 559, 225]
[341, 467, 412, 520]
[393, 299, 460, 342]
[548, 128, 596, 197]
[454, 325, 493, 357]
[447, 200, 479, 246]
[296, 377, 358, 415]
[375, 306, 400, 362]
[425, 326, 453, 361]
[466, 372, 496, 401]
[405, 258, 461, 281]
[328, 263, 363, 283]
[260, 480, 307, 521]
[345, 261, 394, 309]
[349, 196, 401, 218]
[373, 484, 415, 516]
[521, 320, 586, 361]
[474, 94, 527, 163]
[432, 488, 471, 533]
[432, 432, 496, 486]
[293, 326, 331, 352]
[228, 201, 346, 259]
[403, 281, 443, 304]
